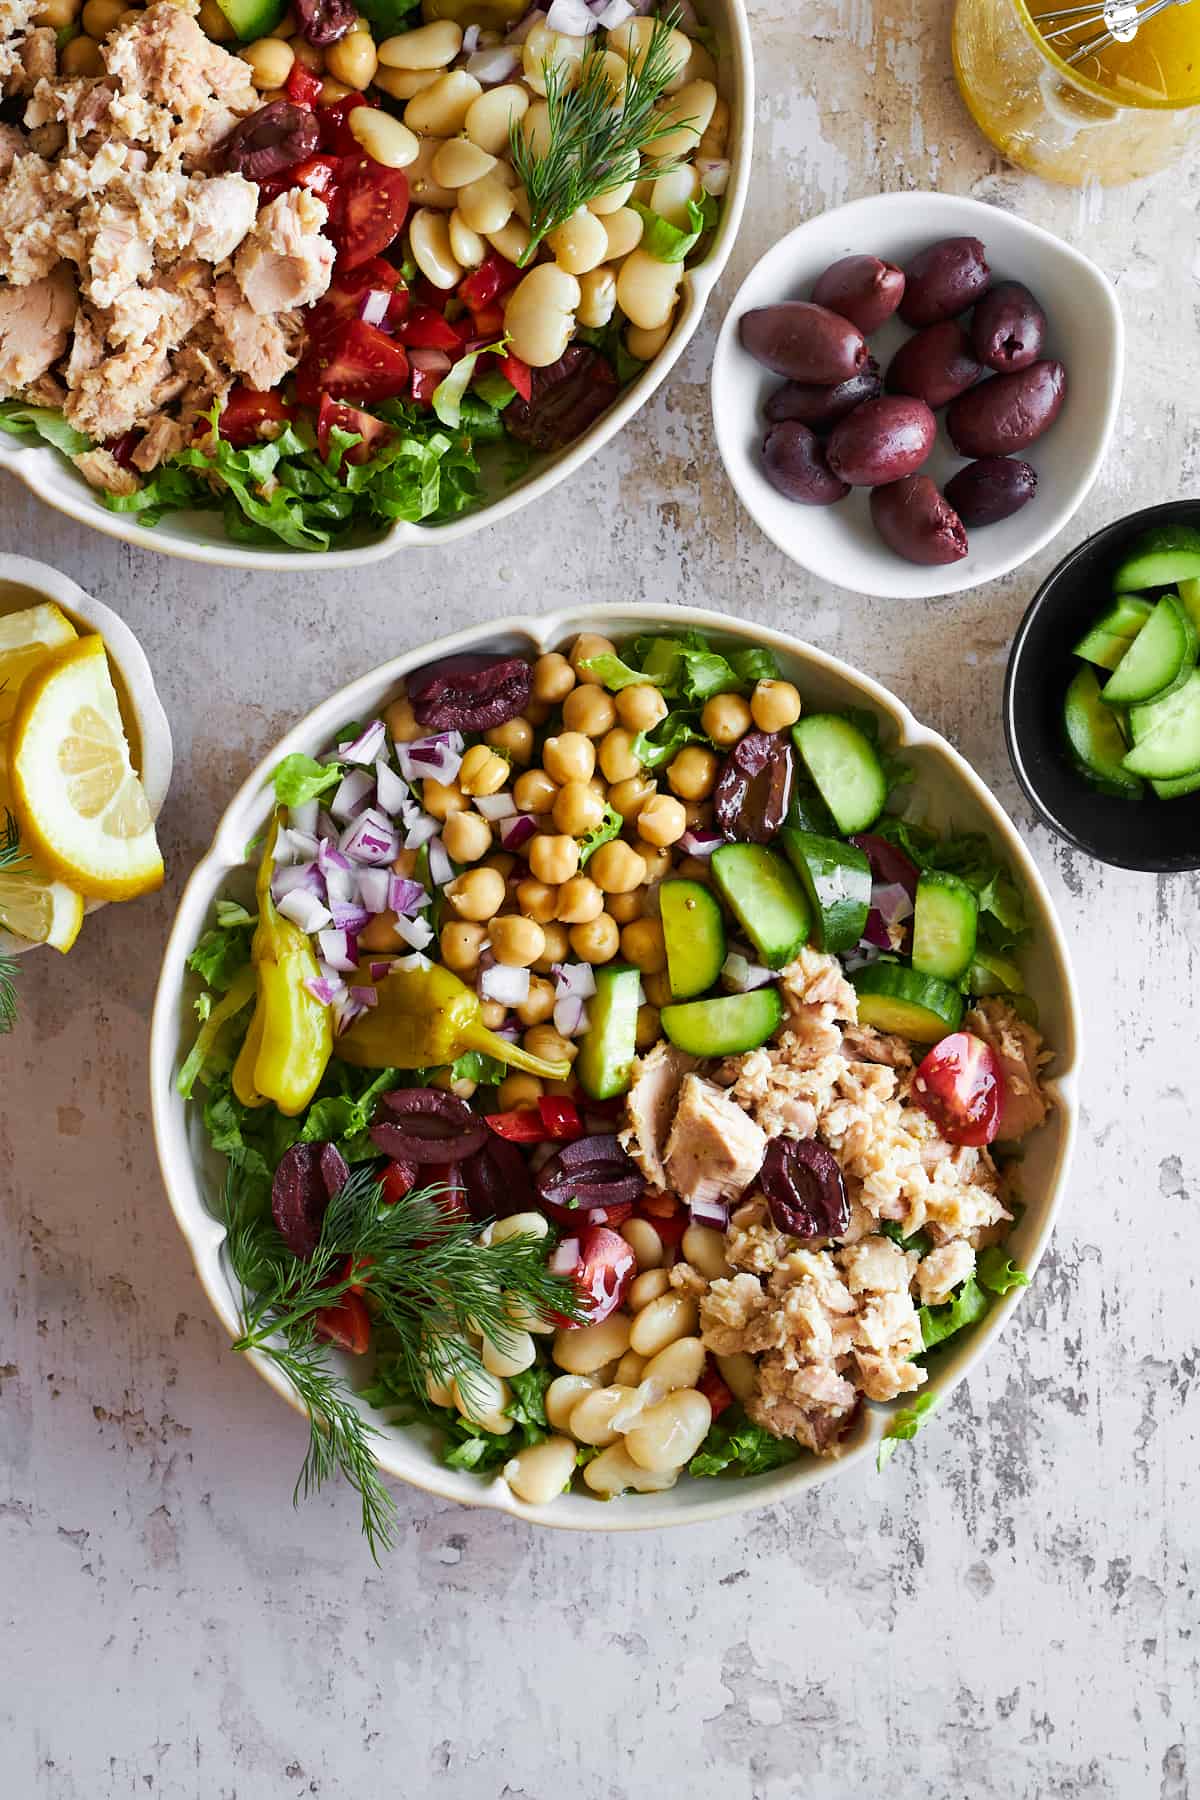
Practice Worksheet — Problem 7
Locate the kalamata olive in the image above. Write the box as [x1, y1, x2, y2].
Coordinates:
[761, 421, 851, 507]
[944, 456, 1038, 526]
[870, 475, 969, 566]
[759, 1138, 850, 1241]
[810, 253, 906, 334]
[946, 360, 1067, 458]
[970, 280, 1046, 373]
[271, 1142, 349, 1260]
[369, 1088, 490, 1162]
[462, 1134, 535, 1221]
[407, 652, 533, 731]
[294, 0, 356, 44]
[885, 321, 984, 410]
[713, 730, 795, 843]
[504, 345, 618, 450]
[537, 1134, 644, 1215]
[898, 236, 991, 328]
[739, 302, 868, 384]
[221, 101, 320, 181]
[825, 396, 936, 487]
[763, 358, 882, 431]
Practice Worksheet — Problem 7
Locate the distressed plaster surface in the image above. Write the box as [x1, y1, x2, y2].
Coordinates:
[2, 2, 1198, 1795]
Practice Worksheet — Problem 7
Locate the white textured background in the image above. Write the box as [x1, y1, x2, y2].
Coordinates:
[3, 1, 1199, 1794]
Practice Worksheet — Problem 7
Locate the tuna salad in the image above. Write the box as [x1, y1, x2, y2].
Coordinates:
[179, 628, 1050, 1546]
[0, 0, 727, 549]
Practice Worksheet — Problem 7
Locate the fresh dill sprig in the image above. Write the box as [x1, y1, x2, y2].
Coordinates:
[222, 1163, 585, 1555]
[0, 810, 29, 1036]
[509, 7, 693, 265]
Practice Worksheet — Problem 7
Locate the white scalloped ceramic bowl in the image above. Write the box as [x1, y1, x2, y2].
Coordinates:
[150, 605, 1080, 1531]
[0, 554, 173, 957]
[0, 3, 753, 572]
[711, 191, 1124, 600]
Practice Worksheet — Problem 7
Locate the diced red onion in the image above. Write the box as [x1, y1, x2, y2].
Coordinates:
[474, 791, 517, 821]
[389, 876, 427, 915]
[427, 836, 453, 887]
[499, 812, 537, 851]
[396, 950, 433, 972]
[549, 1236, 580, 1274]
[278, 888, 332, 933]
[330, 767, 374, 823]
[318, 837, 356, 904]
[465, 42, 521, 82]
[369, 960, 392, 980]
[397, 733, 463, 787]
[316, 807, 339, 843]
[408, 347, 454, 376]
[490, 1019, 520, 1042]
[340, 806, 399, 866]
[679, 828, 722, 858]
[506, 6, 547, 43]
[722, 951, 774, 992]
[689, 1194, 729, 1228]
[552, 961, 597, 1002]
[328, 899, 370, 933]
[318, 926, 358, 973]
[403, 807, 440, 851]
[304, 973, 343, 1007]
[698, 156, 730, 197]
[591, 0, 633, 22]
[282, 827, 320, 864]
[861, 911, 892, 951]
[872, 881, 914, 925]
[393, 912, 434, 952]
[844, 945, 881, 972]
[374, 759, 408, 815]
[338, 719, 387, 766]
[553, 995, 588, 1038]
[288, 798, 320, 836]
[480, 962, 530, 1005]
[357, 866, 391, 914]
[333, 985, 376, 1035]
[271, 860, 323, 902]
[546, 0, 599, 31]
[358, 289, 392, 329]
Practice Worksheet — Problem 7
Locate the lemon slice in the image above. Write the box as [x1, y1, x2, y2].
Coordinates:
[0, 600, 77, 729]
[9, 635, 163, 902]
[0, 751, 84, 951]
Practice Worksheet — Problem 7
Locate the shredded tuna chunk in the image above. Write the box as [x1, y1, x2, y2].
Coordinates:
[235, 189, 335, 317]
[620, 1040, 698, 1191]
[72, 445, 138, 494]
[0, 261, 74, 395]
[915, 1240, 975, 1307]
[663, 1074, 768, 1211]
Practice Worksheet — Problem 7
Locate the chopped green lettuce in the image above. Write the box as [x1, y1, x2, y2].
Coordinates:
[576, 318, 645, 386]
[432, 336, 508, 428]
[880, 1221, 934, 1255]
[578, 801, 624, 867]
[877, 1388, 941, 1470]
[363, 1354, 554, 1476]
[583, 630, 782, 707]
[0, 400, 91, 455]
[354, 0, 420, 31]
[629, 710, 708, 771]
[299, 1066, 400, 1162]
[630, 192, 719, 263]
[918, 1274, 989, 1352]
[272, 752, 342, 808]
[186, 915, 253, 995]
[873, 817, 1031, 951]
[977, 1246, 1030, 1295]
[688, 1408, 802, 1478]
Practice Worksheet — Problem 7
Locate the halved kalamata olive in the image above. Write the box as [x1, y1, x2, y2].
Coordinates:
[461, 1134, 536, 1221]
[537, 1133, 644, 1214]
[221, 102, 320, 181]
[504, 345, 618, 450]
[759, 1138, 849, 1241]
[764, 358, 882, 431]
[870, 475, 968, 566]
[713, 730, 794, 842]
[970, 280, 1046, 373]
[369, 1087, 489, 1162]
[944, 456, 1037, 526]
[271, 1141, 349, 1260]
[407, 653, 533, 732]
[294, 0, 356, 44]
[761, 422, 850, 507]
[811, 254, 906, 335]
[424, 1160, 469, 1221]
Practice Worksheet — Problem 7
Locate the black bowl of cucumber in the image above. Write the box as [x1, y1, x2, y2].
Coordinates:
[1005, 499, 1200, 872]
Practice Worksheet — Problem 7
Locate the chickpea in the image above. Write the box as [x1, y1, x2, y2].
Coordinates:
[60, 33, 104, 72]
[701, 692, 753, 747]
[607, 774, 656, 819]
[489, 914, 546, 968]
[514, 974, 555, 1027]
[683, 800, 712, 831]
[358, 911, 404, 953]
[290, 31, 324, 69]
[570, 633, 616, 684]
[446, 865, 506, 922]
[459, 743, 509, 796]
[635, 840, 673, 885]
[240, 34, 294, 86]
[484, 850, 517, 879]
[562, 685, 616, 738]
[534, 922, 569, 972]
[598, 727, 642, 785]
[326, 25, 377, 88]
[532, 651, 576, 704]
[513, 767, 557, 815]
[643, 969, 674, 1008]
[635, 1003, 661, 1050]
[383, 694, 422, 743]
[553, 780, 605, 838]
[637, 792, 687, 847]
[423, 777, 468, 819]
[607, 889, 644, 925]
[486, 718, 534, 765]
[497, 1072, 543, 1109]
[615, 684, 668, 733]
[440, 920, 486, 974]
[556, 875, 604, 924]
[516, 878, 558, 924]
[675, 856, 713, 886]
[621, 916, 667, 974]
[442, 809, 492, 863]
[590, 839, 647, 894]
[392, 847, 419, 879]
[667, 745, 719, 801]
[569, 913, 620, 964]
[480, 999, 508, 1029]
[433, 1070, 477, 1100]
[750, 679, 802, 734]
[525, 1023, 576, 1066]
[528, 834, 580, 886]
[542, 731, 595, 786]
[524, 700, 551, 726]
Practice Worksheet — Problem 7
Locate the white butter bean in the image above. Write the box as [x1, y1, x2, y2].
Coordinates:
[617, 248, 681, 332]
[404, 70, 482, 138]
[613, 1348, 647, 1386]
[348, 107, 419, 170]
[716, 1351, 758, 1401]
[628, 1267, 671, 1311]
[552, 1311, 631, 1373]
[638, 1335, 706, 1396]
[648, 77, 718, 161]
[466, 81, 530, 155]
[547, 206, 609, 276]
[458, 169, 515, 234]
[409, 207, 462, 289]
[629, 1291, 697, 1357]
[489, 1210, 550, 1245]
[626, 316, 675, 360]
[449, 209, 487, 270]
[545, 1372, 599, 1429]
[588, 175, 637, 216]
[621, 1217, 664, 1270]
[650, 161, 701, 227]
[481, 1323, 536, 1379]
[625, 1389, 712, 1472]
[404, 136, 456, 209]
[378, 17, 461, 69]
[601, 206, 644, 261]
[484, 214, 532, 266]
[607, 16, 689, 83]
[452, 1368, 512, 1435]
[576, 266, 616, 329]
[431, 137, 496, 189]
[504, 263, 579, 367]
[503, 1435, 576, 1505]
[522, 23, 586, 96]
[583, 1443, 678, 1496]
[373, 65, 439, 101]
[568, 1384, 641, 1447]
[681, 1224, 732, 1281]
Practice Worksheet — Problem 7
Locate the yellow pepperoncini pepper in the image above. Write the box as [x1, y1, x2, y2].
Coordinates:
[232, 813, 333, 1115]
[338, 962, 572, 1080]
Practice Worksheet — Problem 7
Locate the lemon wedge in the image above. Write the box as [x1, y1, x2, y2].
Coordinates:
[0, 750, 84, 951]
[0, 600, 78, 729]
[9, 635, 163, 902]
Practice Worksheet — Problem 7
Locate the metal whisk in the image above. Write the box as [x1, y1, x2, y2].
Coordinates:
[1031, 0, 1190, 64]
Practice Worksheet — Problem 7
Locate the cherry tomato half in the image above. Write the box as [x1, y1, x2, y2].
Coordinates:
[329, 158, 409, 271]
[316, 392, 392, 465]
[911, 1031, 1003, 1147]
[314, 1290, 371, 1355]
[295, 318, 410, 406]
[217, 384, 291, 448]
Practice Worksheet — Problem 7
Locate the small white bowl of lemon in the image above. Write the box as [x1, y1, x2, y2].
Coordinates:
[0, 555, 172, 963]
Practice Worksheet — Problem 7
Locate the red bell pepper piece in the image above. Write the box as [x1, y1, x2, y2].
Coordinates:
[285, 61, 323, 109]
[537, 1095, 584, 1140]
[381, 1159, 418, 1204]
[399, 304, 470, 352]
[459, 250, 522, 313]
[313, 1289, 371, 1354]
[466, 300, 506, 339]
[698, 1360, 735, 1420]
[499, 351, 532, 403]
[486, 1107, 545, 1143]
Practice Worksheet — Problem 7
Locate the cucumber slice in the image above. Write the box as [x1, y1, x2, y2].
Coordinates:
[661, 987, 783, 1057]
[792, 714, 887, 835]
[710, 843, 812, 970]
[966, 950, 1025, 996]
[1064, 666, 1144, 795]
[575, 965, 641, 1100]
[785, 783, 836, 835]
[911, 871, 979, 981]
[851, 964, 964, 1043]
[779, 827, 871, 955]
[1122, 671, 1200, 779]
[1153, 770, 1200, 799]
[1111, 525, 1200, 592]
[215, 0, 285, 36]
[1073, 596, 1153, 670]
[1102, 595, 1197, 707]
[660, 879, 726, 999]
[1176, 577, 1200, 634]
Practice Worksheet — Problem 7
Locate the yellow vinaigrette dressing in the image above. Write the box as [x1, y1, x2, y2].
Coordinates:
[953, 0, 1200, 182]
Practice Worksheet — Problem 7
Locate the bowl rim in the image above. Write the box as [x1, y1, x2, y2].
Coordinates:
[1004, 497, 1200, 873]
[710, 189, 1125, 601]
[149, 603, 1081, 1532]
[0, 0, 755, 572]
